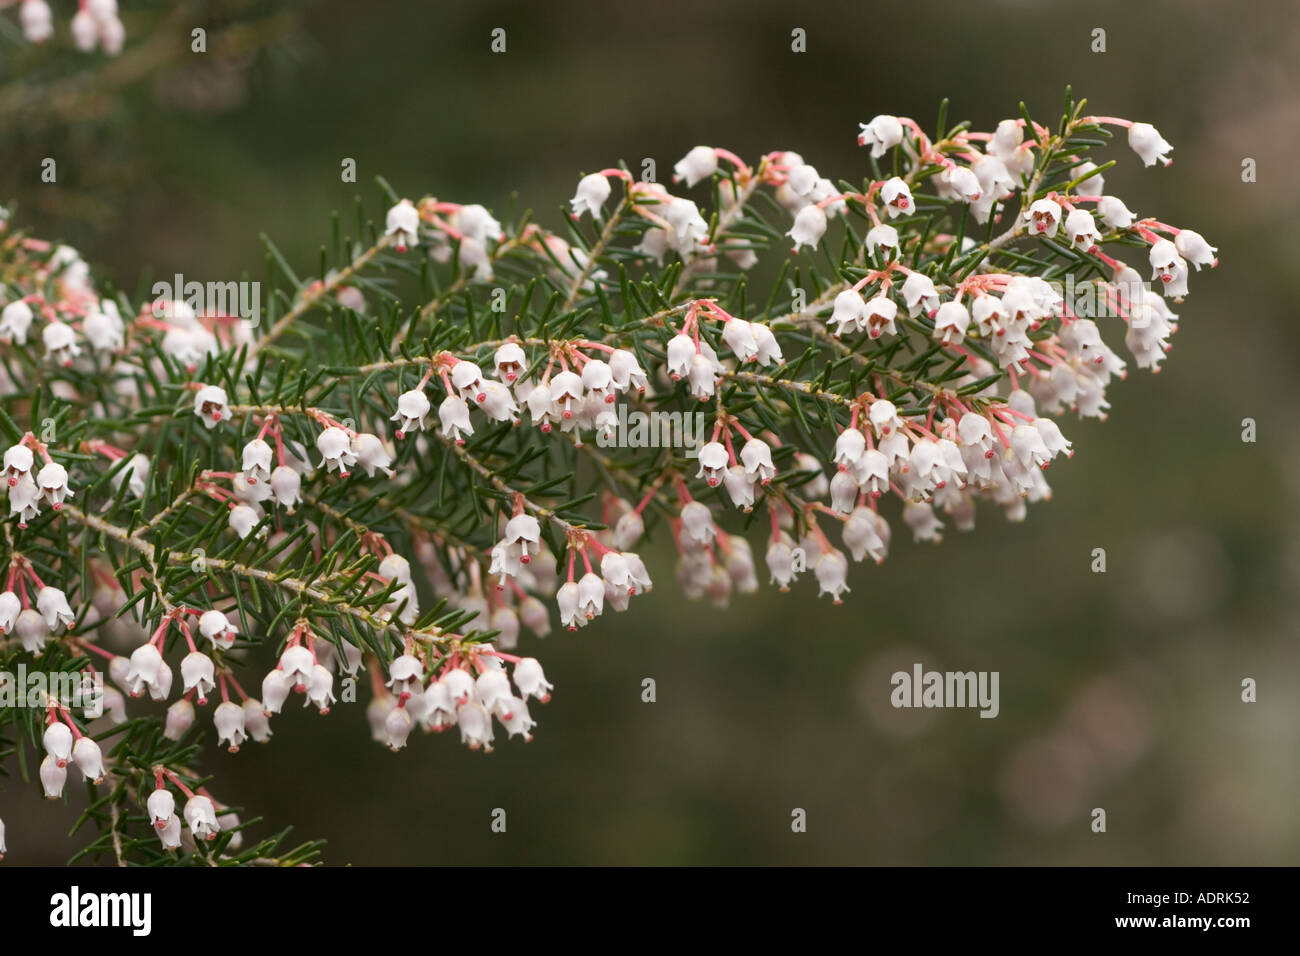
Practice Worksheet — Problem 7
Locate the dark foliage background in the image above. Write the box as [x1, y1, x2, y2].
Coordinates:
[2, 0, 1297, 864]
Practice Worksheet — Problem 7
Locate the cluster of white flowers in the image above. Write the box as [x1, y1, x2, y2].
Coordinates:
[384, 344, 652, 448]
[0, 582, 74, 653]
[14, 0, 125, 54]
[38, 709, 105, 800]
[371, 650, 551, 753]
[144, 781, 242, 852]
[385, 197, 506, 280]
[2, 436, 74, 531]
[0, 100, 1216, 861]
[359, 109, 1215, 629]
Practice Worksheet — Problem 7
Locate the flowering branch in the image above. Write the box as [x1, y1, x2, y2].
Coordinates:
[0, 89, 1216, 864]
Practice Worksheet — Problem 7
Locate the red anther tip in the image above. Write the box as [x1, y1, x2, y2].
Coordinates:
[605, 394, 615, 403]
[520, 555, 531, 564]
[395, 430, 405, 440]
[211, 411, 221, 421]
[985, 449, 995, 459]
[476, 392, 486, 403]
[561, 410, 573, 420]
[396, 244, 408, 253]
[52, 502, 62, 511]
[247, 477, 256, 484]
[540, 423, 552, 433]
[507, 372, 517, 381]
[6, 477, 14, 486]
[707, 478, 718, 487]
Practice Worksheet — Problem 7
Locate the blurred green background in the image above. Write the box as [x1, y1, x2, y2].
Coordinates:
[2, 0, 1298, 864]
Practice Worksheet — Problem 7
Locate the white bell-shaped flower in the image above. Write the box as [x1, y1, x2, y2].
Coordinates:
[788, 204, 827, 253]
[814, 549, 850, 604]
[570, 172, 612, 218]
[214, 701, 246, 752]
[180, 651, 216, 703]
[674, 146, 718, 187]
[696, 441, 728, 486]
[863, 295, 898, 340]
[193, 385, 230, 429]
[722, 319, 759, 363]
[494, 341, 527, 381]
[261, 669, 291, 715]
[934, 300, 971, 346]
[1127, 122, 1172, 167]
[147, 788, 174, 828]
[740, 438, 775, 484]
[385, 199, 420, 251]
[576, 572, 604, 620]
[315, 426, 357, 475]
[858, 114, 904, 157]
[0, 300, 35, 344]
[865, 223, 899, 259]
[609, 348, 647, 392]
[901, 272, 940, 317]
[41, 755, 67, 799]
[36, 586, 75, 631]
[1174, 229, 1217, 270]
[184, 795, 221, 841]
[1064, 208, 1102, 250]
[268, 464, 301, 510]
[438, 394, 474, 445]
[164, 698, 195, 740]
[1097, 196, 1135, 230]
[198, 609, 237, 650]
[391, 388, 431, 438]
[353, 432, 395, 477]
[43, 721, 73, 767]
[829, 289, 867, 336]
[1024, 198, 1062, 237]
[880, 177, 913, 218]
[679, 500, 715, 545]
